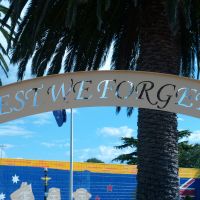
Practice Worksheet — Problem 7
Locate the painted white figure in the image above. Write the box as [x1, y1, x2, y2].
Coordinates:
[10, 182, 35, 200]
[47, 188, 61, 200]
[73, 188, 92, 200]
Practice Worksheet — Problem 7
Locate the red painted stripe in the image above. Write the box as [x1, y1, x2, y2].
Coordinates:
[180, 189, 195, 196]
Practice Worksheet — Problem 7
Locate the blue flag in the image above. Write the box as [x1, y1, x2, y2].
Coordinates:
[53, 109, 67, 127]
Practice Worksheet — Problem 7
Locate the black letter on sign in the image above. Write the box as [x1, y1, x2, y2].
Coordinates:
[116, 81, 134, 100]
[157, 84, 176, 109]
[136, 81, 157, 105]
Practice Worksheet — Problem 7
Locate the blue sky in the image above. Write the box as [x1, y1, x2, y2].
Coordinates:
[0, 107, 136, 162]
[0, 50, 140, 163]
[1, 52, 200, 164]
[1, 104, 200, 163]
[1, 1, 200, 163]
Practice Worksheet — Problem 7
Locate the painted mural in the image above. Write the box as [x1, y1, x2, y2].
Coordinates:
[0, 158, 199, 200]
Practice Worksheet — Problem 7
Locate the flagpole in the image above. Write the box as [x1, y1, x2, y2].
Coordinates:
[69, 108, 73, 200]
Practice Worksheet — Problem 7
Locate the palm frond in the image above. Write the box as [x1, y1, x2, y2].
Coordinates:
[0, 4, 9, 15]
[2, 0, 28, 41]
[2, 0, 200, 89]
[48, 34, 68, 75]
[0, 3, 11, 78]
[167, 0, 179, 33]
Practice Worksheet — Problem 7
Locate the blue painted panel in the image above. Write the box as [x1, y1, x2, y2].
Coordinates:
[0, 165, 199, 200]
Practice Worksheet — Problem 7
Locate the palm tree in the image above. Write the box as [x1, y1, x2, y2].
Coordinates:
[3, 1, 200, 199]
[0, 3, 11, 79]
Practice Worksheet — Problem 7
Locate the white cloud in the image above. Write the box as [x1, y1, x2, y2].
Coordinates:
[41, 141, 69, 148]
[76, 148, 93, 161]
[187, 130, 200, 144]
[7, 119, 26, 125]
[178, 118, 184, 121]
[0, 125, 33, 137]
[0, 150, 6, 158]
[41, 142, 56, 148]
[32, 112, 52, 125]
[65, 109, 78, 114]
[97, 146, 119, 162]
[97, 145, 132, 163]
[99, 126, 134, 138]
[76, 145, 132, 163]
[0, 144, 15, 158]
[32, 110, 77, 126]
[3, 144, 15, 149]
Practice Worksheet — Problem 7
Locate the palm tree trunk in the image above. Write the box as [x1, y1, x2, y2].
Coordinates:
[137, 1, 180, 199]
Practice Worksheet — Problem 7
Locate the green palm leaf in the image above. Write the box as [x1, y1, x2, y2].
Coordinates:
[0, 53, 9, 73]
[2, 0, 199, 79]
[0, 3, 10, 78]
[0, 5, 8, 15]
[0, 26, 11, 43]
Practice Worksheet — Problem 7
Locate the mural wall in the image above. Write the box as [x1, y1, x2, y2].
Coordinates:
[0, 158, 199, 200]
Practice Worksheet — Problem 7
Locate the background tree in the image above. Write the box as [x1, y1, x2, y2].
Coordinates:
[179, 144, 200, 168]
[178, 131, 200, 168]
[113, 137, 137, 165]
[85, 158, 104, 163]
[114, 130, 200, 168]
[3, 1, 200, 199]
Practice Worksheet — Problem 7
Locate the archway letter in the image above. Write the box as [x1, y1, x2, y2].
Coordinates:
[1, 70, 200, 123]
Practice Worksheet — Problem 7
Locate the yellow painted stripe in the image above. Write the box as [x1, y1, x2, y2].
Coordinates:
[179, 168, 200, 178]
[0, 158, 137, 174]
[0, 158, 199, 178]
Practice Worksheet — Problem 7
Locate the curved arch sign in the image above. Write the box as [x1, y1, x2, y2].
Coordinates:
[1, 70, 200, 123]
